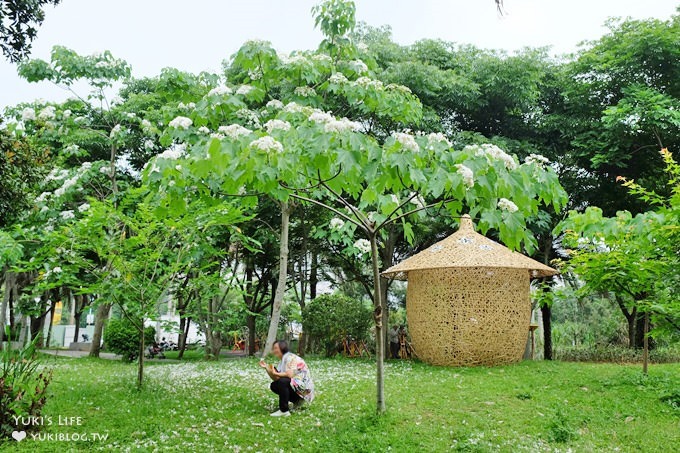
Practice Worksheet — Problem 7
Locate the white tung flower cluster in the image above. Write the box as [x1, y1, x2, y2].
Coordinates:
[264, 119, 291, 133]
[38, 106, 56, 121]
[497, 198, 519, 213]
[236, 85, 254, 96]
[308, 110, 334, 124]
[63, 144, 80, 156]
[348, 59, 368, 74]
[386, 83, 412, 94]
[466, 144, 518, 170]
[157, 145, 187, 160]
[455, 164, 475, 189]
[324, 117, 361, 133]
[60, 210, 75, 220]
[247, 69, 262, 81]
[266, 99, 284, 110]
[281, 53, 308, 65]
[311, 54, 332, 63]
[250, 136, 283, 153]
[294, 86, 316, 97]
[354, 238, 371, 254]
[308, 110, 361, 133]
[46, 168, 69, 181]
[354, 77, 383, 89]
[329, 72, 349, 84]
[426, 132, 451, 150]
[409, 192, 426, 210]
[282, 102, 306, 114]
[218, 124, 252, 139]
[235, 108, 261, 127]
[53, 182, 75, 200]
[169, 116, 193, 129]
[110, 124, 123, 138]
[207, 86, 233, 97]
[329, 218, 345, 230]
[524, 153, 550, 166]
[392, 132, 420, 153]
[177, 102, 196, 110]
[21, 107, 36, 121]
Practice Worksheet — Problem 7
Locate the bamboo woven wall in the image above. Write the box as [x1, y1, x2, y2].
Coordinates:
[406, 266, 531, 366]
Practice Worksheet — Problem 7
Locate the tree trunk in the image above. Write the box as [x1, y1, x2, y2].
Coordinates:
[73, 294, 84, 343]
[263, 201, 291, 357]
[309, 252, 318, 300]
[379, 227, 396, 359]
[615, 295, 637, 348]
[642, 311, 649, 375]
[0, 271, 13, 344]
[30, 292, 49, 347]
[541, 304, 553, 360]
[246, 313, 256, 356]
[137, 325, 145, 389]
[89, 302, 111, 357]
[18, 315, 27, 346]
[369, 233, 385, 413]
[209, 331, 223, 359]
[45, 299, 56, 348]
[9, 275, 19, 337]
[627, 306, 637, 349]
[177, 315, 186, 359]
[635, 312, 646, 349]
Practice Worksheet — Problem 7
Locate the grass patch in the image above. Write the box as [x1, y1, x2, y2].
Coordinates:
[2, 356, 678, 452]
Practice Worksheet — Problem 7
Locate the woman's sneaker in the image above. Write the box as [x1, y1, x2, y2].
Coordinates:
[270, 410, 291, 417]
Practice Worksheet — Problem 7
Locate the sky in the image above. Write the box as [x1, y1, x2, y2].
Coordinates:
[0, 0, 678, 109]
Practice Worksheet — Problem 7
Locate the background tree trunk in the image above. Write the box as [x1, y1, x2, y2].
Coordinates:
[541, 304, 553, 360]
[73, 296, 82, 343]
[634, 312, 646, 349]
[89, 302, 111, 357]
[0, 271, 14, 344]
[246, 313, 256, 356]
[263, 202, 291, 357]
[369, 233, 385, 412]
[642, 311, 650, 374]
[137, 325, 145, 388]
[379, 227, 396, 359]
[177, 315, 187, 359]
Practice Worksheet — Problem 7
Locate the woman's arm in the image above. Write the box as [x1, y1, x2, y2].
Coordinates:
[271, 369, 294, 379]
[265, 365, 279, 381]
[260, 360, 280, 381]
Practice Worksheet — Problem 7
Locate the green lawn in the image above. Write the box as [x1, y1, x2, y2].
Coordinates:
[3, 356, 679, 452]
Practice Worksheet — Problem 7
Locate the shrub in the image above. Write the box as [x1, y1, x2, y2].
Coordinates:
[555, 345, 680, 363]
[302, 293, 372, 356]
[105, 317, 156, 362]
[0, 339, 52, 439]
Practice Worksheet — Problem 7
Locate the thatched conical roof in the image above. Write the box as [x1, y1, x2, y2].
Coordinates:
[381, 215, 558, 280]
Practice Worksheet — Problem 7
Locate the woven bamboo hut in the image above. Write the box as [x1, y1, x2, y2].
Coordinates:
[381, 215, 557, 366]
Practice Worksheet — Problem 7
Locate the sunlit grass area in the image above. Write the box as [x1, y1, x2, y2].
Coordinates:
[3, 356, 678, 452]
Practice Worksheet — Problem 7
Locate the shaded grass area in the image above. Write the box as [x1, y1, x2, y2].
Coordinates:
[2, 356, 678, 452]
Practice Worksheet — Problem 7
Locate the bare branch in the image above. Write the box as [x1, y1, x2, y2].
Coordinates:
[288, 193, 368, 233]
